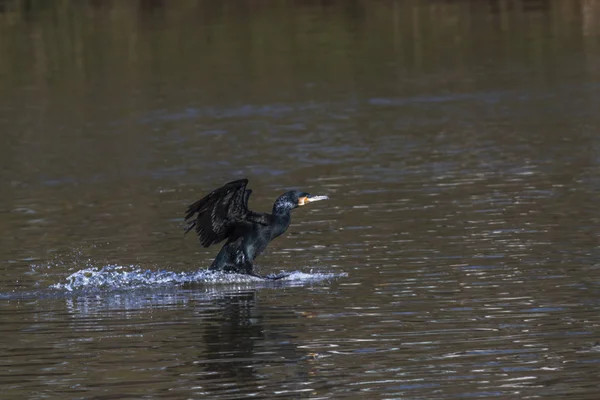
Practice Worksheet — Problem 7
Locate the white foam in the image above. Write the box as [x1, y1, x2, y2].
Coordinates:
[50, 264, 345, 292]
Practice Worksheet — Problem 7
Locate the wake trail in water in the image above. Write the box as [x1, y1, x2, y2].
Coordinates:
[50, 264, 345, 292]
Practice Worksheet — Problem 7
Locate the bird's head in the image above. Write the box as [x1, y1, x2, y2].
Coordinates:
[273, 190, 329, 213]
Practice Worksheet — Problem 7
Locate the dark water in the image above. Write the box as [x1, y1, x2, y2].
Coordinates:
[2, 0, 600, 398]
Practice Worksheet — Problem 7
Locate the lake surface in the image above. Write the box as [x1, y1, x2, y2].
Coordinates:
[1, 0, 600, 398]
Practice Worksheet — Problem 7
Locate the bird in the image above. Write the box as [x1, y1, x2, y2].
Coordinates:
[184, 179, 329, 279]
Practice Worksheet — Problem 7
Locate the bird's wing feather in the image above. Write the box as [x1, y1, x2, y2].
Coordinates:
[184, 179, 269, 247]
[241, 188, 271, 226]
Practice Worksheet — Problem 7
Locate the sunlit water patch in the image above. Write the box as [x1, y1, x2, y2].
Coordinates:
[50, 264, 346, 292]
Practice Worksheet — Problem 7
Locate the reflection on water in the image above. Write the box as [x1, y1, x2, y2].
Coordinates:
[2, 0, 600, 398]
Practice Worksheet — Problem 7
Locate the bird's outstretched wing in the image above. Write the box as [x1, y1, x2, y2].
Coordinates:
[184, 179, 269, 247]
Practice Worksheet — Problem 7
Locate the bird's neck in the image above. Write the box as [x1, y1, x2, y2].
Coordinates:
[270, 209, 291, 239]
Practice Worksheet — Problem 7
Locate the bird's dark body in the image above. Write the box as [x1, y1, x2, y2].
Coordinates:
[184, 179, 327, 278]
[210, 213, 289, 274]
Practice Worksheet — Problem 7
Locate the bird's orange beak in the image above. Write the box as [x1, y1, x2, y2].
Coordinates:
[298, 195, 329, 206]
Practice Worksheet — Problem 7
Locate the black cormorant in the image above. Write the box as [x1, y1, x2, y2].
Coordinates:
[184, 179, 329, 278]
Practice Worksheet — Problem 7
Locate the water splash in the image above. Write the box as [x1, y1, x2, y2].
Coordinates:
[50, 264, 345, 292]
